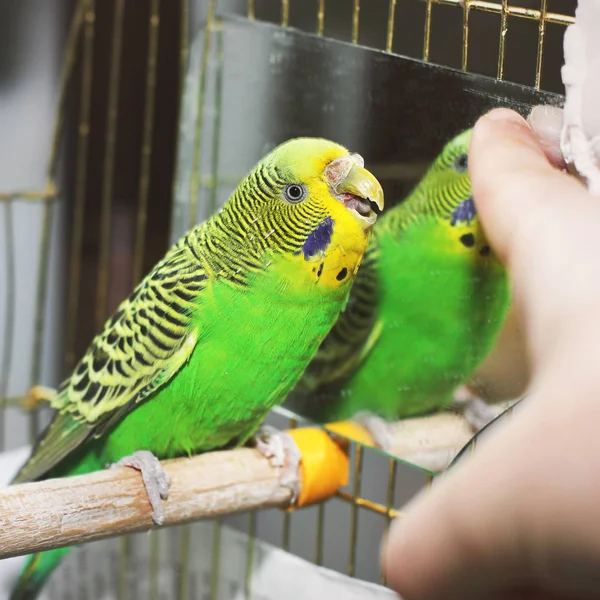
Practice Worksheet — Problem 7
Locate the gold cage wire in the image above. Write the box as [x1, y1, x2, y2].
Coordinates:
[0, 0, 574, 598]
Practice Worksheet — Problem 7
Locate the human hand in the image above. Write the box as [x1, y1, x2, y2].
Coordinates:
[381, 107, 600, 599]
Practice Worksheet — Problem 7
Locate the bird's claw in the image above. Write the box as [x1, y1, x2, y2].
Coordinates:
[112, 450, 171, 526]
[451, 386, 506, 432]
[252, 426, 301, 503]
[352, 411, 396, 452]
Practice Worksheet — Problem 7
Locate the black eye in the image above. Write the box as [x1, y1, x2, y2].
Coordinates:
[283, 184, 307, 203]
[453, 153, 468, 173]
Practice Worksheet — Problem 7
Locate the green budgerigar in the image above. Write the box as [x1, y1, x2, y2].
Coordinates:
[9, 138, 384, 600]
[287, 129, 510, 444]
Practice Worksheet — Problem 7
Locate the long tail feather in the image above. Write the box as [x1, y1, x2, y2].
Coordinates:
[9, 547, 72, 600]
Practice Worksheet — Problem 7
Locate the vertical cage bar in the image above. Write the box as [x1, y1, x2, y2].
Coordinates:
[65, 0, 96, 372]
[29, 207, 53, 442]
[316, 0, 325, 36]
[132, 0, 161, 284]
[281, 505, 291, 552]
[101, 0, 127, 590]
[462, 0, 470, 72]
[347, 444, 363, 577]
[30, 0, 87, 440]
[172, 4, 194, 598]
[209, 518, 223, 600]
[248, 0, 255, 20]
[534, 0, 548, 90]
[77, 549, 89, 600]
[177, 525, 191, 600]
[179, 0, 190, 118]
[314, 503, 325, 566]
[386, 0, 396, 53]
[245, 511, 257, 599]
[117, 536, 132, 600]
[95, 0, 126, 329]
[423, 0, 432, 61]
[352, 0, 360, 44]
[281, 0, 289, 27]
[497, 0, 509, 80]
[281, 416, 297, 552]
[208, 21, 224, 216]
[169, 0, 189, 234]
[0, 200, 15, 452]
[381, 458, 397, 585]
[188, 0, 216, 229]
[148, 528, 161, 600]
[47, 0, 87, 180]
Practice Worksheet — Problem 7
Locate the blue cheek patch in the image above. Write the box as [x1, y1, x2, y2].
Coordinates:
[302, 217, 334, 260]
[450, 196, 476, 226]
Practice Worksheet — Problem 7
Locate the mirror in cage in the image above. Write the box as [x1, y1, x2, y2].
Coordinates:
[171, 14, 564, 476]
[172, 15, 559, 472]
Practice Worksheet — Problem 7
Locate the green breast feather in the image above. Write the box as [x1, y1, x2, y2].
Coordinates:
[288, 129, 510, 423]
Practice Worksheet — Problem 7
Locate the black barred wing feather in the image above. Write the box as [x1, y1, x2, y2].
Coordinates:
[13, 237, 205, 483]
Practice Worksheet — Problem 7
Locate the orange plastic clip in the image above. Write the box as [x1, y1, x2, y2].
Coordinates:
[324, 420, 376, 448]
[284, 427, 350, 509]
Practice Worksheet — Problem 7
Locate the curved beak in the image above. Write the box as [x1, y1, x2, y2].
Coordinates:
[338, 163, 385, 214]
[325, 154, 385, 227]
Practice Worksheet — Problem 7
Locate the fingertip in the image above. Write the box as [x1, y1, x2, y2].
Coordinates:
[471, 108, 548, 167]
[467, 108, 572, 264]
[481, 107, 529, 127]
[380, 487, 474, 600]
[527, 105, 566, 169]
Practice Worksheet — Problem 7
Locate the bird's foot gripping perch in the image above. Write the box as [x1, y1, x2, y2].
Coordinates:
[252, 425, 302, 503]
[451, 385, 508, 432]
[350, 411, 396, 453]
[112, 450, 171, 526]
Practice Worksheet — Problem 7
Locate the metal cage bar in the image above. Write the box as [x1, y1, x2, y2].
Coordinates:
[429, 0, 572, 25]
[498, 0, 509, 80]
[0, 200, 15, 452]
[132, 0, 161, 285]
[65, 0, 96, 373]
[281, 0, 289, 28]
[535, 0, 548, 90]
[386, 0, 397, 53]
[462, 0, 470, 72]
[28, 0, 89, 441]
[352, 0, 360, 45]
[95, 0, 125, 331]
[317, 0, 325, 36]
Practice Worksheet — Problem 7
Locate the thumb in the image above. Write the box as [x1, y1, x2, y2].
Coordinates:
[470, 109, 600, 372]
[468, 108, 583, 268]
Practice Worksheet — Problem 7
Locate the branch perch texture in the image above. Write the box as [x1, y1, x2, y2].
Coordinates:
[0, 447, 292, 560]
[0, 407, 506, 560]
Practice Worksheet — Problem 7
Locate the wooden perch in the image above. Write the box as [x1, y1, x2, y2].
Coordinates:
[0, 400, 519, 559]
[376, 413, 474, 472]
[326, 399, 517, 474]
[0, 426, 352, 560]
[0, 447, 293, 560]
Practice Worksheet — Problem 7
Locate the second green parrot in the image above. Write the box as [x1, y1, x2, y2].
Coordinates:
[287, 129, 510, 442]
